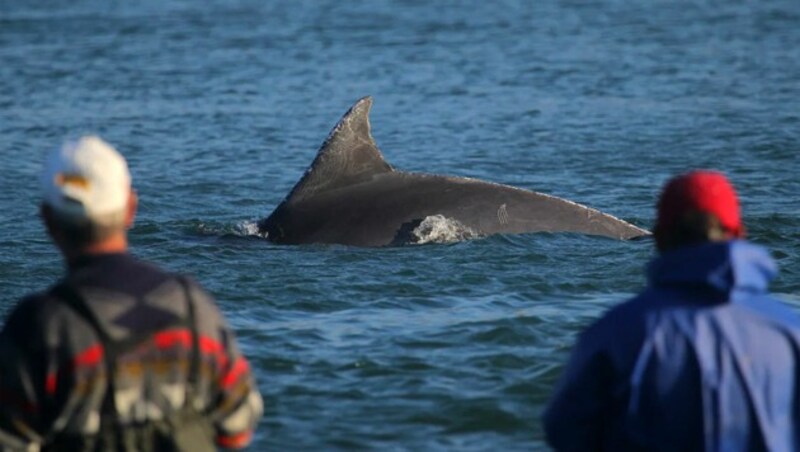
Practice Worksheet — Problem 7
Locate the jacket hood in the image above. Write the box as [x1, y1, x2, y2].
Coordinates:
[647, 240, 777, 296]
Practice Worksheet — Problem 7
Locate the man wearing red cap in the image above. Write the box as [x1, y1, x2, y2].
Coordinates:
[543, 170, 800, 451]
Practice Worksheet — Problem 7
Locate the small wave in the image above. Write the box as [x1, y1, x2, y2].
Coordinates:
[194, 220, 268, 239]
[408, 215, 481, 245]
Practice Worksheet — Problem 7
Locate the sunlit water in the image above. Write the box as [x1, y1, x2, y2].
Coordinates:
[1, 1, 799, 450]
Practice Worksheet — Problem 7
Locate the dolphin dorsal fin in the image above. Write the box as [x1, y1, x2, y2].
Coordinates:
[284, 96, 393, 203]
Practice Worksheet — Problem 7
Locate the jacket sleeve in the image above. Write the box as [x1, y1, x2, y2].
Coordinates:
[542, 323, 615, 452]
[210, 329, 264, 449]
[0, 298, 48, 451]
[186, 282, 264, 449]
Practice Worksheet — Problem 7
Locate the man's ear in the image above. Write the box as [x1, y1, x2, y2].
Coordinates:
[41, 203, 55, 236]
[125, 191, 138, 229]
[40, 203, 63, 244]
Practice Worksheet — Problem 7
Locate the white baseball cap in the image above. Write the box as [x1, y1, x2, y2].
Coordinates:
[41, 136, 132, 222]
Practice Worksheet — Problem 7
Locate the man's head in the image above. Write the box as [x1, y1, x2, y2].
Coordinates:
[654, 170, 744, 253]
[40, 136, 137, 255]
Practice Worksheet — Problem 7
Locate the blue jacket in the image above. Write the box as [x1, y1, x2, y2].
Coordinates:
[543, 241, 800, 452]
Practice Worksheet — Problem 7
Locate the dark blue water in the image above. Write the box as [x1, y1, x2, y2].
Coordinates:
[1, 1, 799, 450]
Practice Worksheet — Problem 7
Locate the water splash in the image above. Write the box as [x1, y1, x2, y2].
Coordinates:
[409, 215, 481, 245]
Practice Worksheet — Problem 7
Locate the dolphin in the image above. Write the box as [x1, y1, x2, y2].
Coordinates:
[258, 97, 649, 246]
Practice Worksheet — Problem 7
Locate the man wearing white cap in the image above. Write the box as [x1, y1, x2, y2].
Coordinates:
[0, 136, 263, 451]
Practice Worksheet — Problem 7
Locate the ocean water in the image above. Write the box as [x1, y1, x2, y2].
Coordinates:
[1, 0, 799, 450]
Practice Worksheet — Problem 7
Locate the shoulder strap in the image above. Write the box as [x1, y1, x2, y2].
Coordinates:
[52, 283, 111, 343]
[176, 276, 201, 403]
[51, 282, 121, 449]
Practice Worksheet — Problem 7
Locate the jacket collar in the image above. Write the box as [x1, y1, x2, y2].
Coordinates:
[67, 252, 130, 273]
[647, 240, 776, 296]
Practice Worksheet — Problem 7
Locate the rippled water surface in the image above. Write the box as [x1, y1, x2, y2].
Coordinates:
[1, 1, 799, 450]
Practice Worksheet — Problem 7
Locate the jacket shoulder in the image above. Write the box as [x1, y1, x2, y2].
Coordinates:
[1, 289, 89, 352]
[585, 293, 651, 339]
[735, 293, 800, 331]
[1, 291, 69, 340]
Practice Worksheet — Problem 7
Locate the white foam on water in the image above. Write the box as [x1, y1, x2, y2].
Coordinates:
[409, 214, 481, 245]
[236, 220, 268, 239]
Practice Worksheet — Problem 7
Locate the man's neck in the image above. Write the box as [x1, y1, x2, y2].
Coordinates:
[63, 233, 129, 265]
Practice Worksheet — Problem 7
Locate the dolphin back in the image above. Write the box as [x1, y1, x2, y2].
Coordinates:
[260, 97, 649, 246]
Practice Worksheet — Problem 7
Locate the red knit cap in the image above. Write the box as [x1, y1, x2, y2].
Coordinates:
[655, 170, 744, 238]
